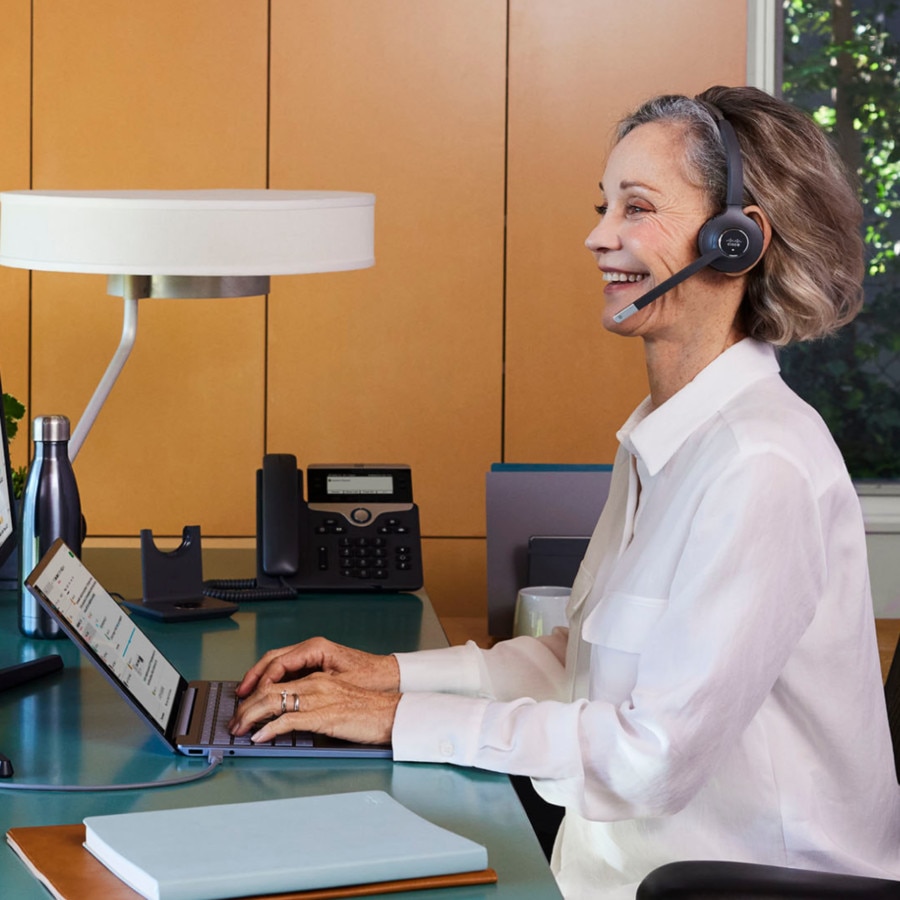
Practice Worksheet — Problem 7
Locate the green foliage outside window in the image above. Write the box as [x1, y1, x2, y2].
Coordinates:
[779, 0, 900, 479]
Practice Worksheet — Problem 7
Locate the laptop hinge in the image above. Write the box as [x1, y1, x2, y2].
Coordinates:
[176, 686, 196, 738]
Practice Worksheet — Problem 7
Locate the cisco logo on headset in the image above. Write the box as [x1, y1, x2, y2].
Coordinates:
[719, 228, 751, 258]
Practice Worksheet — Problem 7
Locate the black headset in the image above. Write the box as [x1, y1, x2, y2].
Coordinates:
[613, 102, 765, 323]
[698, 104, 765, 272]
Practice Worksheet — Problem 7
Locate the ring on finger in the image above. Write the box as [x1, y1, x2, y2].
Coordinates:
[280, 689, 288, 715]
[292, 693, 300, 713]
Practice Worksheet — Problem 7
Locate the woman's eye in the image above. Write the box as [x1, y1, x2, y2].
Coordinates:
[594, 202, 650, 217]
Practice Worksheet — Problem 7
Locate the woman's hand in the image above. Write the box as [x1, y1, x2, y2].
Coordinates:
[227, 636, 401, 745]
[229, 673, 400, 746]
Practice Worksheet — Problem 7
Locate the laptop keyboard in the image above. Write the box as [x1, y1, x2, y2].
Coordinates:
[204, 681, 314, 748]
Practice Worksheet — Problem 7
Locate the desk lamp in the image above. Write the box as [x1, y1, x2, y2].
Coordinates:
[0, 189, 375, 459]
[0, 189, 375, 622]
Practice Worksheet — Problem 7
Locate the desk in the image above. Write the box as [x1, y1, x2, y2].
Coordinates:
[0, 589, 562, 899]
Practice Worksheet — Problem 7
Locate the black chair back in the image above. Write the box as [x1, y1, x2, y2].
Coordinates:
[883, 637, 900, 782]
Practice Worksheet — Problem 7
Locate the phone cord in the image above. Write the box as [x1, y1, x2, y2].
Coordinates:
[202, 578, 297, 602]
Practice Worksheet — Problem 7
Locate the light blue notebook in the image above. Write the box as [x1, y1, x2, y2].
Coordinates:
[83, 791, 489, 900]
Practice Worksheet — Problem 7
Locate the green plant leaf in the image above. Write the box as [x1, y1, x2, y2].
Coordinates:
[2, 392, 25, 443]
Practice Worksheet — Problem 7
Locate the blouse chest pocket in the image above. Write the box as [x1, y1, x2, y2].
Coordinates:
[582, 591, 668, 651]
[581, 591, 668, 705]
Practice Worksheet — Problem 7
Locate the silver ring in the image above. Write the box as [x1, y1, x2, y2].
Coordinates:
[280, 689, 288, 715]
[292, 693, 300, 713]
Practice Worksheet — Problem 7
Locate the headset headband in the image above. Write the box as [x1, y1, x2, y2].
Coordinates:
[700, 100, 745, 209]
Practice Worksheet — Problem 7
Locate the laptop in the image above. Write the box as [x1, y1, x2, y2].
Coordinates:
[0, 370, 17, 582]
[24, 538, 391, 759]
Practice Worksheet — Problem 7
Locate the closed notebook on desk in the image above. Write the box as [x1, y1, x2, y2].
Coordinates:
[7, 791, 494, 900]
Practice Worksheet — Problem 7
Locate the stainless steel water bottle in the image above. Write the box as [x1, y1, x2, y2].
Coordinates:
[19, 415, 82, 639]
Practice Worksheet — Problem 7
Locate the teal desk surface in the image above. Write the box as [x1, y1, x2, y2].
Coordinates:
[0, 589, 562, 899]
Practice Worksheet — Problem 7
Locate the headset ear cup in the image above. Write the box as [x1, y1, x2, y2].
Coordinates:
[698, 207, 765, 273]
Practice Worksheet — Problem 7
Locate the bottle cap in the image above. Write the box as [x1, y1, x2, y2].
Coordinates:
[32, 415, 71, 442]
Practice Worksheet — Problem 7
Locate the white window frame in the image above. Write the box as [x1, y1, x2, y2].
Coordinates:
[746, 0, 781, 94]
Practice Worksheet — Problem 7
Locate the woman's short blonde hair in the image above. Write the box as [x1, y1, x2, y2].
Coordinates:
[617, 85, 865, 345]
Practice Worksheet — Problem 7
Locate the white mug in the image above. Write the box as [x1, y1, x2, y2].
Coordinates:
[513, 585, 571, 638]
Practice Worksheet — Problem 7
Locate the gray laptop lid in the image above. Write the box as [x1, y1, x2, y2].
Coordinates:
[25, 539, 390, 759]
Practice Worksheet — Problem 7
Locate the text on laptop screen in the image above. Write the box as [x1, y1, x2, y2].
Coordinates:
[0, 377, 16, 568]
[0, 449, 12, 559]
[34, 542, 182, 728]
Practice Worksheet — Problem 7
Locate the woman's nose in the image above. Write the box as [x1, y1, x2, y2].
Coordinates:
[585, 216, 619, 254]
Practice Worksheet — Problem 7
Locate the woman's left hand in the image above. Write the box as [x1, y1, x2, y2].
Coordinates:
[230, 672, 400, 746]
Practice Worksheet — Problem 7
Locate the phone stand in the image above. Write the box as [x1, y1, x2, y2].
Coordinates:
[125, 526, 238, 622]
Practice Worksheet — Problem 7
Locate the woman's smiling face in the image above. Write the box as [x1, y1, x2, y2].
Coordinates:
[585, 121, 717, 334]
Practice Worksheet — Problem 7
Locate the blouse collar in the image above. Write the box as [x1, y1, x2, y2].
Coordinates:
[616, 338, 781, 476]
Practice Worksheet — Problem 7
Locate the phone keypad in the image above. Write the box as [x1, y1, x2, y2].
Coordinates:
[335, 535, 415, 581]
[305, 509, 422, 589]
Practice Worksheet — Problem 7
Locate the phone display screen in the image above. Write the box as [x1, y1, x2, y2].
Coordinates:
[306, 466, 413, 505]
[326, 474, 394, 496]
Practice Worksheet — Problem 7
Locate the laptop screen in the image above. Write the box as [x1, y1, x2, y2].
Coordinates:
[25, 539, 187, 737]
[0, 374, 17, 569]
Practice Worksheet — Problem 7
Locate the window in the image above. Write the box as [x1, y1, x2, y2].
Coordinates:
[768, 1, 900, 485]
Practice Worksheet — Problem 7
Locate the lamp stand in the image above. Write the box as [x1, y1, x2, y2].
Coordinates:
[68, 273, 270, 462]
[68, 276, 143, 462]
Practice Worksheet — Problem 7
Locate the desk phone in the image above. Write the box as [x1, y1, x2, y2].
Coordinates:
[204, 455, 423, 600]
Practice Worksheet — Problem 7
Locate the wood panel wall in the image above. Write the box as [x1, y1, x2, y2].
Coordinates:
[0, 0, 747, 617]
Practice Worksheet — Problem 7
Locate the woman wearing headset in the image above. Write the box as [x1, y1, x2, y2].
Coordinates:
[230, 86, 900, 898]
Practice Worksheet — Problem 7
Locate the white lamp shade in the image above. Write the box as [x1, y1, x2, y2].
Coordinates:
[0, 189, 375, 276]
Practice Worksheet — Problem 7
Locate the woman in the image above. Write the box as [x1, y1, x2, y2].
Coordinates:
[230, 86, 900, 898]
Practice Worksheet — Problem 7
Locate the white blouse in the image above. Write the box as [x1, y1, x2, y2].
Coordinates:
[392, 338, 900, 899]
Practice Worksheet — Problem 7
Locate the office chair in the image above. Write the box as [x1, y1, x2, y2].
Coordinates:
[636, 633, 900, 899]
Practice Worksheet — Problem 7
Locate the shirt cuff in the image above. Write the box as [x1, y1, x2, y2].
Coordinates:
[392, 691, 490, 766]
[394, 643, 485, 696]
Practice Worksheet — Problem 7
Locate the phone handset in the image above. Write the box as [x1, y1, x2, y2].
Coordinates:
[260, 454, 302, 577]
[203, 454, 305, 602]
